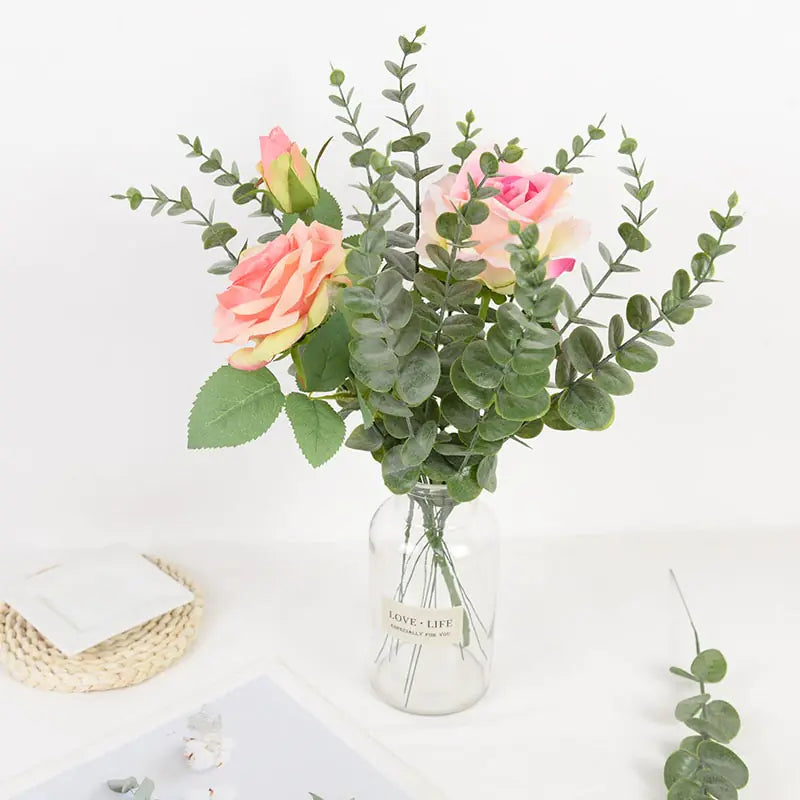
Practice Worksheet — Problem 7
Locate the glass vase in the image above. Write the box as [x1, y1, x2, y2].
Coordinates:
[369, 482, 499, 715]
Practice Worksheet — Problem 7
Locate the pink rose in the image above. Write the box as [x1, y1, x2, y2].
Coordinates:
[257, 127, 319, 214]
[214, 220, 348, 370]
[416, 152, 589, 292]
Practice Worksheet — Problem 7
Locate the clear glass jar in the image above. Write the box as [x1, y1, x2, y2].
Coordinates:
[369, 482, 499, 715]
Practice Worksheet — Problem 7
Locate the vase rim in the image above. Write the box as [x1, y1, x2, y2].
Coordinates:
[409, 481, 449, 496]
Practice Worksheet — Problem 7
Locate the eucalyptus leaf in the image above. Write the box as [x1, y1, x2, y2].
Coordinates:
[382, 446, 421, 493]
[396, 344, 440, 406]
[616, 341, 658, 372]
[401, 420, 438, 466]
[450, 359, 494, 410]
[691, 649, 728, 683]
[558, 382, 615, 431]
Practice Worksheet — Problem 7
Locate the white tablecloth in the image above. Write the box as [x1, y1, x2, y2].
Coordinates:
[1, 531, 797, 798]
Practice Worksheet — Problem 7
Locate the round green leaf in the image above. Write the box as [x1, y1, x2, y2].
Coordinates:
[542, 398, 575, 431]
[462, 201, 490, 224]
[400, 420, 438, 466]
[441, 313, 484, 342]
[383, 413, 411, 439]
[626, 294, 652, 331]
[675, 693, 710, 722]
[385, 289, 414, 329]
[502, 369, 550, 397]
[441, 393, 479, 432]
[450, 359, 494, 410]
[704, 700, 741, 742]
[565, 326, 603, 373]
[667, 778, 706, 800]
[381, 446, 421, 494]
[478, 408, 522, 441]
[421, 452, 458, 483]
[392, 314, 422, 357]
[486, 325, 514, 365]
[495, 388, 550, 422]
[616, 341, 658, 372]
[446, 466, 482, 502]
[511, 344, 557, 375]
[592, 363, 634, 396]
[680, 736, 704, 756]
[188, 366, 284, 449]
[702, 775, 738, 800]
[558, 382, 615, 431]
[664, 750, 700, 788]
[608, 313, 625, 352]
[691, 649, 728, 683]
[476, 454, 498, 492]
[349, 358, 395, 393]
[517, 419, 544, 439]
[345, 424, 384, 452]
[396, 344, 440, 406]
[350, 337, 398, 371]
[462, 340, 504, 388]
[697, 741, 749, 789]
[284, 393, 346, 467]
[369, 392, 412, 417]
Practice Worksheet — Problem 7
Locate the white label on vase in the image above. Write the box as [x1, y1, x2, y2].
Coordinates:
[381, 597, 465, 647]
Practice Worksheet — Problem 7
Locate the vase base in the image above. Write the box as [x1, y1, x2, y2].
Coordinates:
[371, 645, 489, 716]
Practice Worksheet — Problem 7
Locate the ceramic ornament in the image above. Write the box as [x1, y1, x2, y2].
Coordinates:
[183, 709, 235, 771]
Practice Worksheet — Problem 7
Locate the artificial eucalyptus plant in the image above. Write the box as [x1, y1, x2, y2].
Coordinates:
[114, 26, 741, 504]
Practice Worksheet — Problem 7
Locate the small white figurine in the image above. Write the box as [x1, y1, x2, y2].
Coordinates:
[183, 708, 235, 771]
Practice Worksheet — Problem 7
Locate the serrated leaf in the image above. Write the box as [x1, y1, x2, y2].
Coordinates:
[284, 393, 346, 467]
[294, 311, 351, 392]
[188, 366, 284, 449]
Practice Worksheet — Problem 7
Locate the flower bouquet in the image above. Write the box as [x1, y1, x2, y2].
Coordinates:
[115, 26, 741, 714]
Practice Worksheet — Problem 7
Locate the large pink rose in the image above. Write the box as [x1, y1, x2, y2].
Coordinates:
[214, 220, 348, 370]
[416, 152, 589, 292]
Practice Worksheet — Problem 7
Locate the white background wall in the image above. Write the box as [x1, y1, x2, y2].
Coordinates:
[1, 0, 798, 550]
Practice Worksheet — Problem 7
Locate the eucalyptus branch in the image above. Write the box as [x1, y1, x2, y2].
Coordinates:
[560, 129, 655, 336]
[568, 196, 739, 390]
[178, 133, 282, 228]
[543, 113, 607, 175]
[665, 571, 749, 798]
[112, 185, 239, 266]
[449, 110, 481, 172]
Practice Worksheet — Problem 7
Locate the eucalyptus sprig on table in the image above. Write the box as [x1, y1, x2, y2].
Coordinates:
[666, 573, 748, 800]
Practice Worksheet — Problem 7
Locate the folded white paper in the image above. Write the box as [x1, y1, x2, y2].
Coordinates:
[3, 545, 194, 656]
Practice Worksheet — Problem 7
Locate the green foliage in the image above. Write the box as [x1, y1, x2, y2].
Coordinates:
[666, 573, 748, 799]
[285, 393, 346, 467]
[188, 366, 284, 449]
[116, 30, 743, 508]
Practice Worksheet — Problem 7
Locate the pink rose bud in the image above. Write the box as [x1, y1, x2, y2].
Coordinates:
[258, 127, 319, 214]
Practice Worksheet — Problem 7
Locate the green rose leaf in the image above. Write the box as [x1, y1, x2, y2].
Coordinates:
[565, 326, 604, 373]
[696, 741, 749, 789]
[382, 446, 421, 494]
[294, 312, 351, 392]
[306, 187, 343, 229]
[345, 424, 384, 452]
[396, 343, 440, 406]
[558, 382, 615, 431]
[691, 649, 728, 683]
[188, 366, 284, 449]
[616, 341, 658, 372]
[664, 750, 700, 788]
[284, 393, 346, 467]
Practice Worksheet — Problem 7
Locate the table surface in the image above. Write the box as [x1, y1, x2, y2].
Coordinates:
[1, 530, 798, 799]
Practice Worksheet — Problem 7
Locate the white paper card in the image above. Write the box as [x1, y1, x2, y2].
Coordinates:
[3, 545, 193, 655]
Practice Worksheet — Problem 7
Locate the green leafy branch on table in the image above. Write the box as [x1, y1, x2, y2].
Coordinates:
[665, 573, 748, 800]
